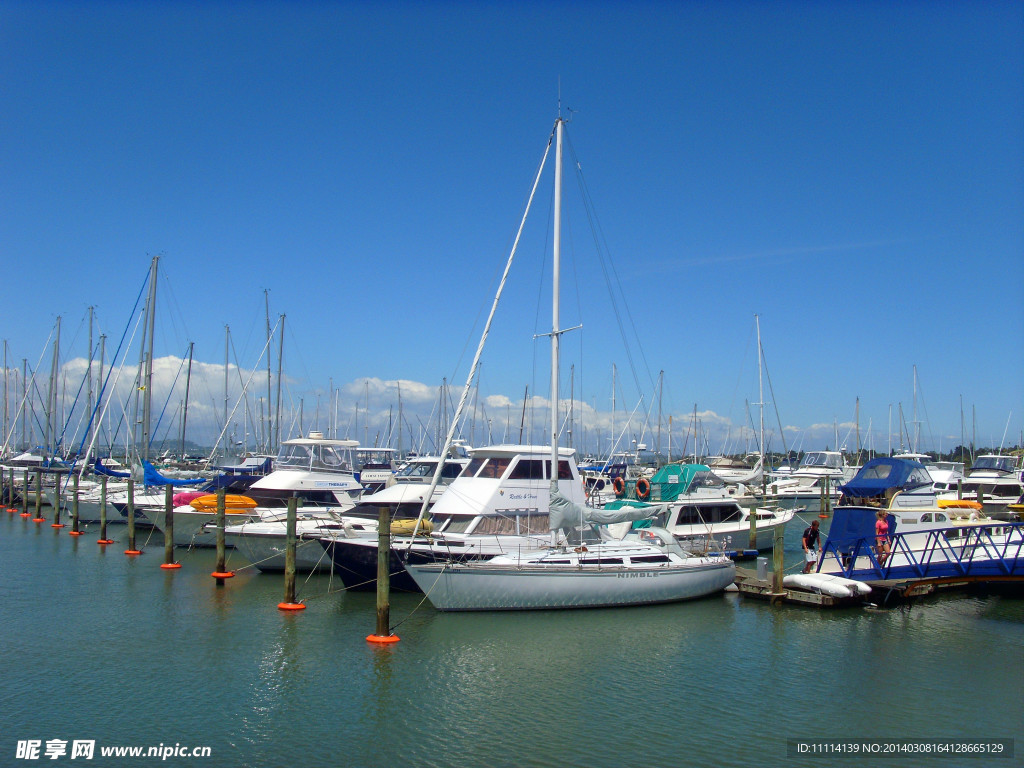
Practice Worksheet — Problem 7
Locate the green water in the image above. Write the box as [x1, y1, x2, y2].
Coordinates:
[1, 511, 1021, 768]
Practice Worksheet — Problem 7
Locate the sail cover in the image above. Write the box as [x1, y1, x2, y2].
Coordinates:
[548, 480, 665, 532]
[94, 457, 130, 478]
[143, 460, 205, 487]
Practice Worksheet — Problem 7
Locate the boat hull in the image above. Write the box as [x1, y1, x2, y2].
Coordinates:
[405, 560, 736, 611]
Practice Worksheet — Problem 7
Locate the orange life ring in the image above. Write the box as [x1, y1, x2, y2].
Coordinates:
[636, 477, 651, 500]
[612, 477, 625, 497]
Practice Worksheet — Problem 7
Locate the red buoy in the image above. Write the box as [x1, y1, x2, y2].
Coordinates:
[366, 634, 400, 644]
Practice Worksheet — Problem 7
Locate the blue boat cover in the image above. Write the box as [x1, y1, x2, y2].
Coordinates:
[824, 507, 897, 546]
[143, 460, 204, 487]
[94, 457, 131, 478]
[838, 457, 931, 498]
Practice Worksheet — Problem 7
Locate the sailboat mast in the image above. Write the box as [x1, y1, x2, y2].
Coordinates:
[224, 325, 230, 441]
[86, 307, 94, 452]
[550, 116, 563, 485]
[756, 314, 764, 468]
[275, 314, 284, 448]
[141, 256, 158, 463]
[265, 289, 272, 454]
[46, 316, 61, 456]
[181, 341, 193, 459]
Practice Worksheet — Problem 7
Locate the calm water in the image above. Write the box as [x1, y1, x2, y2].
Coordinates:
[1, 509, 1021, 768]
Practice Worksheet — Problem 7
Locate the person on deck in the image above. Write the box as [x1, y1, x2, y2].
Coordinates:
[801, 519, 821, 573]
[876, 510, 891, 566]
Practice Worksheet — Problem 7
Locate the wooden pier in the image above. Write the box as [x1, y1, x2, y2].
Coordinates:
[733, 567, 865, 608]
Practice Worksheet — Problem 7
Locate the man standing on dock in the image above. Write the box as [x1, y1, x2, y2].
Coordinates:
[801, 519, 821, 573]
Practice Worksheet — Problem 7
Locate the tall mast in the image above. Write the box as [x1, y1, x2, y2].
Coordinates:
[912, 365, 919, 453]
[46, 316, 61, 455]
[224, 325, 230, 440]
[140, 256, 158, 463]
[98, 336, 106, 453]
[265, 289, 272, 454]
[275, 314, 285, 448]
[550, 115, 563, 521]
[181, 341, 194, 458]
[21, 359, 27, 450]
[2, 340, 7, 454]
[656, 370, 663, 460]
[756, 315, 764, 469]
[86, 307, 94, 451]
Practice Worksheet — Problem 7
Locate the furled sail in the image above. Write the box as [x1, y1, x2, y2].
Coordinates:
[548, 480, 667, 532]
[143, 460, 204, 487]
[94, 457, 130, 478]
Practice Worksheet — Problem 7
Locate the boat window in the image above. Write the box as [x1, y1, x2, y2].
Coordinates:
[973, 456, 1016, 472]
[474, 457, 512, 479]
[317, 445, 353, 471]
[543, 559, 572, 565]
[472, 514, 519, 535]
[906, 468, 933, 488]
[920, 513, 933, 522]
[517, 512, 550, 535]
[396, 461, 437, 478]
[936, 513, 947, 522]
[628, 554, 671, 564]
[579, 557, 624, 565]
[441, 462, 465, 479]
[544, 459, 574, 480]
[431, 515, 473, 533]
[508, 459, 546, 480]
[465, 458, 486, 476]
[860, 463, 894, 480]
[275, 443, 313, 469]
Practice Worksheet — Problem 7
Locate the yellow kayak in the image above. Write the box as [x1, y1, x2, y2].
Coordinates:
[937, 499, 982, 510]
[189, 494, 258, 513]
[390, 518, 433, 535]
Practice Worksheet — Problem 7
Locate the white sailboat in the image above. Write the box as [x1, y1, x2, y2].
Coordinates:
[406, 116, 735, 610]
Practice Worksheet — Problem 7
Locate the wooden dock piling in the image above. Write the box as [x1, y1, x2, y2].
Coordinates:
[211, 488, 234, 583]
[125, 477, 141, 555]
[277, 497, 304, 610]
[160, 484, 179, 569]
[367, 504, 399, 643]
[96, 476, 113, 545]
[69, 473, 84, 536]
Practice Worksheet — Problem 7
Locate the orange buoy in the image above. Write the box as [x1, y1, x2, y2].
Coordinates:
[818, 513, 829, 519]
[32, 517, 46, 523]
[68, 531, 85, 536]
[277, 602, 306, 611]
[612, 476, 625, 497]
[636, 477, 651, 500]
[210, 571, 235, 579]
[20, 512, 31, 517]
[159, 563, 182, 569]
[96, 539, 114, 544]
[51, 523, 65, 528]
[366, 634, 400, 644]
[124, 549, 143, 556]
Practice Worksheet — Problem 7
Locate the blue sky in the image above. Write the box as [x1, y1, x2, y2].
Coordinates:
[2, 0, 1022, 457]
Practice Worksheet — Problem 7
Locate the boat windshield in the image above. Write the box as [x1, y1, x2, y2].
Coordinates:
[357, 449, 395, 469]
[395, 460, 464, 480]
[688, 470, 725, 490]
[973, 456, 1017, 473]
[801, 452, 842, 469]
[275, 442, 355, 473]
